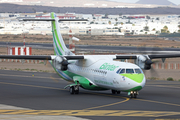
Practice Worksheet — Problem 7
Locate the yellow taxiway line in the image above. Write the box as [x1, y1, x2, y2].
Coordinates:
[0, 110, 179, 117]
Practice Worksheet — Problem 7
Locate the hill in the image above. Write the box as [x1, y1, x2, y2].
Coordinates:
[0, 0, 176, 8]
[136, 0, 176, 5]
[0, 0, 143, 8]
[0, 3, 180, 14]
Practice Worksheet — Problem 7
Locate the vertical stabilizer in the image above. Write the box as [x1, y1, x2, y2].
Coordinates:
[51, 12, 74, 56]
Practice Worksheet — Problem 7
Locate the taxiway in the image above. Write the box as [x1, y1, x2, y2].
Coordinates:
[0, 70, 180, 120]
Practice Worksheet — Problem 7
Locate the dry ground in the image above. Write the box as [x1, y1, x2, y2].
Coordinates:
[1, 34, 180, 48]
[0, 34, 180, 81]
[0, 62, 54, 73]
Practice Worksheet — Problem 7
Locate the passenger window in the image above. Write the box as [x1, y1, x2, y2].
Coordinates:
[120, 69, 125, 74]
[126, 69, 134, 74]
[135, 69, 142, 74]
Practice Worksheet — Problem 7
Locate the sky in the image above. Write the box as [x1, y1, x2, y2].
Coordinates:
[108, 0, 180, 5]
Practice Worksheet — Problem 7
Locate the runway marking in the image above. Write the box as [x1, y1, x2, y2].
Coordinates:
[81, 92, 180, 109]
[155, 118, 180, 120]
[0, 110, 179, 117]
[84, 98, 130, 110]
[135, 98, 180, 107]
[0, 115, 36, 120]
[147, 83, 180, 85]
[0, 81, 128, 99]
[50, 76, 59, 83]
[146, 85, 180, 89]
[0, 81, 66, 91]
[83, 92, 130, 110]
[0, 73, 57, 79]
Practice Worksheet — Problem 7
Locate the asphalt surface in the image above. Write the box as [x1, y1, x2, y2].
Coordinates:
[0, 70, 180, 120]
[1, 42, 180, 53]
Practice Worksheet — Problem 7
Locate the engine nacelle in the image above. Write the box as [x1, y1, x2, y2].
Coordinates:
[53, 56, 68, 71]
[135, 55, 152, 70]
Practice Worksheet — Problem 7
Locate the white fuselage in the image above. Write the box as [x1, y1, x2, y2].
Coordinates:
[65, 55, 146, 91]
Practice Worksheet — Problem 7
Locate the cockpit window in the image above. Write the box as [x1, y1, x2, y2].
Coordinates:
[116, 68, 121, 74]
[135, 69, 142, 74]
[126, 69, 134, 74]
[120, 69, 125, 74]
[117, 68, 142, 74]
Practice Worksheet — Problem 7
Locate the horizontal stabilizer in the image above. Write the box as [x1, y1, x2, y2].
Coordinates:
[21, 19, 55, 21]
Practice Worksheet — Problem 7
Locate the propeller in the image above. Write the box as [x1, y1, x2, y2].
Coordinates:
[136, 45, 162, 79]
[53, 56, 69, 71]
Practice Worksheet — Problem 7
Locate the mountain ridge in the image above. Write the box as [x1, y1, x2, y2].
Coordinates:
[0, 0, 178, 8]
[136, 0, 176, 5]
[0, 3, 180, 14]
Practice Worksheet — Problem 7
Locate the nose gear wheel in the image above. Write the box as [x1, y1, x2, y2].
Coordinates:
[128, 91, 138, 98]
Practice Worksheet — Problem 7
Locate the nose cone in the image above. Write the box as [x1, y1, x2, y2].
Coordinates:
[140, 77, 146, 88]
[121, 74, 146, 91]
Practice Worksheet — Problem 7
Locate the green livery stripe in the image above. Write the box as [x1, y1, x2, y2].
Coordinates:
[123, 86, 142, 92]
[52, 21, 64, 52]
[121, 74, 144, 83]
[51, 12, 55, 19]
[50, 12, 64, 55]
[54, 50, 56, 55]
[63, 71, 107, 90]
[51, 12, 61, 55]
[52, 32, 62, 55]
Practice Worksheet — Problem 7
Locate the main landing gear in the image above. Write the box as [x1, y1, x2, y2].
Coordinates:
[111, 90, 121, 94]
[69, 85, 79, 94]
[128, 91, 139, 98]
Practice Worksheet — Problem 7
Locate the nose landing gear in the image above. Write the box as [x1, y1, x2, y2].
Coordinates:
[128, 91, 139, 98]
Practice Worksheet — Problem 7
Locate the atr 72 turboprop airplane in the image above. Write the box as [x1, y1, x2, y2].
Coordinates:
[1, 12, 180, 98]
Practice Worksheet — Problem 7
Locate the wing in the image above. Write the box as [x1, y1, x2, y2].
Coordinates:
[1, 54, 180, 71]
[0, 55, 52, 60]
[0, 55, 84, 60]
[115, 53, 180, 70]
[115, 54, 180, 59]
[1, 54, 180, 60]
